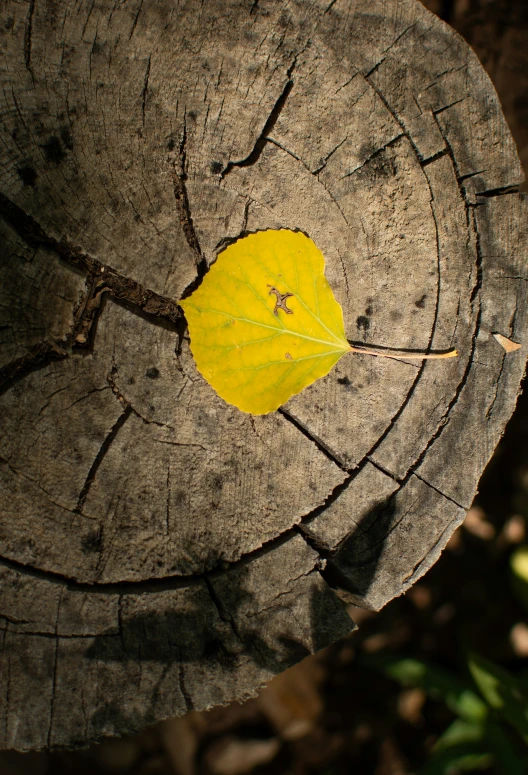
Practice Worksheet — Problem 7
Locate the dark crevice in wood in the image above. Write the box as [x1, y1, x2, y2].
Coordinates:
[23, 0, 36, 75]
[128, 0, 144, 38]
[0, 629, 115, 640]
[339, 134, 403, 179]
[75, 406, 133, 513]
[424, 164, 449, 352]
[312, 135, 350, 175]
[0, 552, 201, 594]
[0, 523, 304, 595]
[476, 184, 520, 198]
[366, 457, 401, 483]
[141, 55, 151, 128]
[266, 137, 307, 169]
[0, 195, 183, 329]
[431, 112, 474, 221]
[433, 96, 468, 115]
[203, 576, 243, 643]
[412, 472, 466, 511]
[178, 664, 194, 712]
[421, 148, 449, 167]
[318, 557, 375, 609]
[0, 614, 31, 627]
[324, 0, 338, 14]
[365, 76, 409, 145]
[469, 209, 484, 305]
[363, 22, 419, 79]
[220, 62, 296, 179]
[297, 473, 357, 544]
[295, 525, 330, 557]
[0, 342, 67, 397]
[0, 468, 369, 594]
[173, 116, 208, 300]
[458, 170, 484, 182]
[278, 407, 350, 472]
[485, 350, 507, 421]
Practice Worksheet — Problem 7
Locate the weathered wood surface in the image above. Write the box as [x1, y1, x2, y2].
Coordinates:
[0, 0, 526, 750]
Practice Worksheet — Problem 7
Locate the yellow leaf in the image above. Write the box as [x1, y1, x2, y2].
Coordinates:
[180, 229, 351, 414]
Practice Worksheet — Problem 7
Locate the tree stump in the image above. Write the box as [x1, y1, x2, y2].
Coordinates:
[0, 0, 526, 751]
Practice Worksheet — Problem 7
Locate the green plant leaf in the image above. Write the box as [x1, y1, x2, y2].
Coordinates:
[180, 230, 351, 414]
[468, 652, 528, 743]
[485, 719, 527, 775]
[361, 655, 487, 723]
[510, 544, 528, 614]
[420, 720, 492, 775]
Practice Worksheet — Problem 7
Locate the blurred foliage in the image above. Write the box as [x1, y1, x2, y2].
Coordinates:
[363, 652, 528, 774]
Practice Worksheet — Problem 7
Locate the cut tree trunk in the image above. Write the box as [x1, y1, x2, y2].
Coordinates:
[0, 0, 526, 751]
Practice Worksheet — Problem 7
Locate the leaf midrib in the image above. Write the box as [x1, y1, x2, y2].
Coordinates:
[191, 307, 349, 351]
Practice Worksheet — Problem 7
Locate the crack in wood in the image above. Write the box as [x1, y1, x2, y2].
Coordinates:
[412, 471, 466, 510]
[220, 60, 296, 179]
[178, 664, 193, 711]
[0, 341, 68, 397]
[297, 472, 356, 543]
[203, 576, 243, 643]
[278, 407, 350, 472]
[244, 568, 317, 619]
[128, 0, 144, 39]
[433, 96, 469, 115]
[172, 115, 208, 300]
[141, 55, 151, 128]
[469, 208, 483, 306]
[476, 184, 521, 198]
[363, 21, 420, 79]
[338, 134, 404, 180]
[76, 406, 133, 513]
[23, 0, 36, 76]
[0, 194, 183, 330]
[324, 0, 338, 13]
[421, 148, 449, 167]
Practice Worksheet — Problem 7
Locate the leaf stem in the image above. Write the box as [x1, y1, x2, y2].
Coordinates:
[348, 345, 458, 360]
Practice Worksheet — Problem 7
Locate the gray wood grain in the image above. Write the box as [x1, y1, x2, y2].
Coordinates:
[0, 0, 525, 750]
